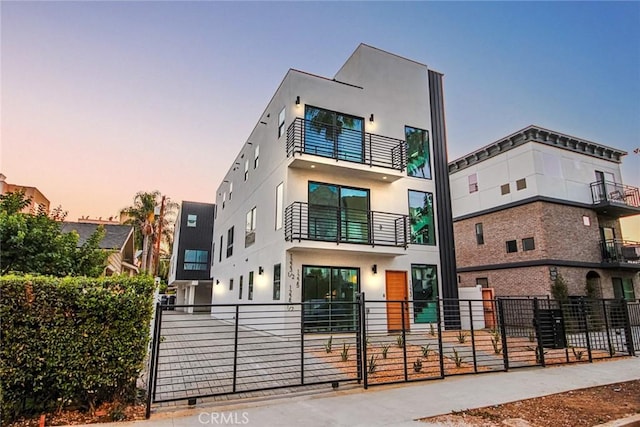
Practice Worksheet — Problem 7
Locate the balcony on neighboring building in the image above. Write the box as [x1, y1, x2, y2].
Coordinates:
[286, 118, 406, 182]
[284, 202, 409, 253]
[601, 239, 640, 269]
[590, 181, 640, 217]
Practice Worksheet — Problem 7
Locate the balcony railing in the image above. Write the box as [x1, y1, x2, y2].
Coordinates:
[590, 181, 640, 208]
[285, 202, 409, 248]
[601, 239, 640, 264]
[286, 118, 406, 171]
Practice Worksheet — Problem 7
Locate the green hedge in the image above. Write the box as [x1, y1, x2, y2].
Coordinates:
[0, 275, 155, 423]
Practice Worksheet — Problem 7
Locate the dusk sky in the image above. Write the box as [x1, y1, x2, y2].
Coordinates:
[1, 1, 639, 235]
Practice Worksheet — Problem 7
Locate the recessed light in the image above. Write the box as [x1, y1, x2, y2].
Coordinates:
[382, 176, 387, 180]
[310, 165, 316, 168]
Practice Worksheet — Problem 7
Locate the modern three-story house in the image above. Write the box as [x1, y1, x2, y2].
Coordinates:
[210, 44, 459, 332]
[450, 125, 640, 299]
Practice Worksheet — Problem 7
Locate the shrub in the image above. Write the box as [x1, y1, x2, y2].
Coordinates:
[0, 274, 155, 424]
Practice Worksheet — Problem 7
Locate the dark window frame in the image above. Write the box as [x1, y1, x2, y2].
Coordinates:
[475, 223, 484, 245]
[522, 237, 535, 251]
[273, 263, 281, 300]
[226, 226, 234, 258]
[506, 240, 518, 253]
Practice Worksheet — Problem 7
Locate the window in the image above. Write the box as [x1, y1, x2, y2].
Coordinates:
[302, 266, 358, 332]
[187, 214, 197, 227]
[223, 192, 226, 209]
[184, 250, 208, 270]
[411, 265, 438, 323]
[501, 183, 510, 195]
[516, 178, 527, 190]
[244, 160, 249, 181]
[308, 182, 370, 243]
[226, 227, 234, 258]
[405, 126, 431, 179]
[273, 263, 281, 300]
[583, 215, 591, 226]
[219, 235, 223, 262]
[506, 240, 518, 253]
[476, 278, 489, 288]
[245, 207, 257, 247]
[275, 182, 284, 230]
[304, 105, 364, 162]
[229, 182, 233, 200]
[613, 278, 635, 300]
[278, 107, 286, 138]
[408, 190, 436, 245]
[468, 174, 478, 193]
[522, 237, 535, 251]
[248, 271, 254, 300]
[229, 278, 234, 291]
[254, 145, 260, 169]
[239, 275, 243, 299]
[475, 223, 484, 245]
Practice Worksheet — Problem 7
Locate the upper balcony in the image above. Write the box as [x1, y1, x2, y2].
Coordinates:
[286, 118, 406, 182]
[601, 239, 640, 269]
[590, 181, 640, 217]
[284, 201, 410, 256]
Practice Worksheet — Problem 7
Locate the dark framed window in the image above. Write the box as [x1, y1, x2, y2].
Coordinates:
[613, 278, 635, 300]
[248, 271, 254, 300]
[219, 235, 223, 262]
[506, 240, 518, 253]
[187, 214, 197, 227]
[226, 226, 234, 258]
[501, 184, 510, 195]
[184, 249, 208, 271]
[516, 178, 527, 190]
[476, 278, 489, 288]
[304, 105, 364, 162]
[522, 237, 535, 251]
[405, 126, 431, 179]
[239, 275, 243, 300]
[408, 190, 435, 245]
[278, 107, 286, 138]
[244, 160, 249, 181]
[254, 145, 259, 169]
[475, 223, 484, 245]
[468, 174, 478, 193]
[273, 263, 281, 300]
[411, 264, 438, 323]
[229, 278, 234, 291]
[245, 207, 257, 247]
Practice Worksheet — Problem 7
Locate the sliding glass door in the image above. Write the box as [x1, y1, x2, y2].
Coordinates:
[304, 106, 364, 162]
[302, 266, 359, 332]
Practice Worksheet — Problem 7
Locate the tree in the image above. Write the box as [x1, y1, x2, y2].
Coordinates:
[0, 191, 107, 276]
[120, 191, 178, 274]
[551, 273, 569, 301]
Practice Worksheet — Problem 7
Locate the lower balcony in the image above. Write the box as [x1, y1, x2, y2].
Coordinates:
[284, 202, 409, 251]
[601, 239, 640, 268]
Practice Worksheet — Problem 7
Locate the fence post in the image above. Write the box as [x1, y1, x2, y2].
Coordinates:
[232, 305, 240, 393]
[361, 293, 368, 389]
[580, 298, 593, 363]
[436, 299, 445, 378]
[602, 299, 614, 357]
[145, 302, 162, 419]
[468, 300, 478, 373]
[300, 301, 305, 385]
[533, 298, 545, 367]
[355, 293, 363, 384]
[497, 298, 509, 371]
[401, 300, 408, 382]
[621, 299, 636, 357]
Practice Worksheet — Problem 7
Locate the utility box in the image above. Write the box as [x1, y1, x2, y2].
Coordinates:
[536, 309, 566, 349]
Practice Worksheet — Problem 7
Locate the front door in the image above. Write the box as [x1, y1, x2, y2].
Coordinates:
[385, 271, 409, 332]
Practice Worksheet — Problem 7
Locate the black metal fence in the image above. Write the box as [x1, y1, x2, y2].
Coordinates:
[146, 296, 638, 415]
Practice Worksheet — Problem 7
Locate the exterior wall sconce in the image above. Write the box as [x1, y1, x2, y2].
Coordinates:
[372, 264, 377, 274]
[215, 279, 220, 285]
[369, 114, 374, 123]
[295, 96, 301, 106]
[258, 266, 264, 275]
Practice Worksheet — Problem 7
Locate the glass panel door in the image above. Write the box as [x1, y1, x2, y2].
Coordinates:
[304, 106, 363, 162]
[331, 268, 358, 331]
[308, 183, 339, 241]
[340, 187, 369, 243]
[335, 113, 363, 162]
[303, 266, 358, 332]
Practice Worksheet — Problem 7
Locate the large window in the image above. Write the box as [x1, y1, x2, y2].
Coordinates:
[405, 126, 431, 179]
[475, 223, 484, 245]
[408, 190, 435, 245]
[245, 207, 257, 247]
[184, 250, 208, 271]
[308, 182, 369, 243]
[226, 227, 234, 258]
[304, 106, 364, 162]
[275, 182, 284, 230]
[302, 266, 358, 332]
[411, 265, 438, 323]
[273, 263, 281, 300]
[613, 278, 635, 300]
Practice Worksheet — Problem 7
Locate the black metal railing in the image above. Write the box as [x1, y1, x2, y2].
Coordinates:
[601, 239, 640, 264]
[284, 202, 409, 248]
[286, 118, 406, 171]
[590, 180, 640, 208]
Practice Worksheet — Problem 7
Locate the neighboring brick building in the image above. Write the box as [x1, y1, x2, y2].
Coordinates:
[449, 126, 640, 299]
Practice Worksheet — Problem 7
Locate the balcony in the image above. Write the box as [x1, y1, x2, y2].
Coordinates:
[286, 118, 406, 182]
[284, 202, 409, 252]
[590, 181, 640, 217]
[601, 239, 640, 268]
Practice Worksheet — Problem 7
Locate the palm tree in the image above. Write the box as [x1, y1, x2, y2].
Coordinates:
[121, 191, 159, 273]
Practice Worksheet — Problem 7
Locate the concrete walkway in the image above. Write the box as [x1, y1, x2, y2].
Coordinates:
[83, 357, 639, 426]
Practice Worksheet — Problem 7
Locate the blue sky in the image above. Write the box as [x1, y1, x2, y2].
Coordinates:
[2, 1, 639, 223]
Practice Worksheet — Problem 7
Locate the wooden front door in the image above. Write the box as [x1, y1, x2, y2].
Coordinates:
[385, 271, 409, 332]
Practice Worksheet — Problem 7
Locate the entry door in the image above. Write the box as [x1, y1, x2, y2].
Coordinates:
[385, 271, 409, 332]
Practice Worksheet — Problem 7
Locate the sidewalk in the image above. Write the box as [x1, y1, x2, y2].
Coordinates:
[87, 357, 639, 427]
